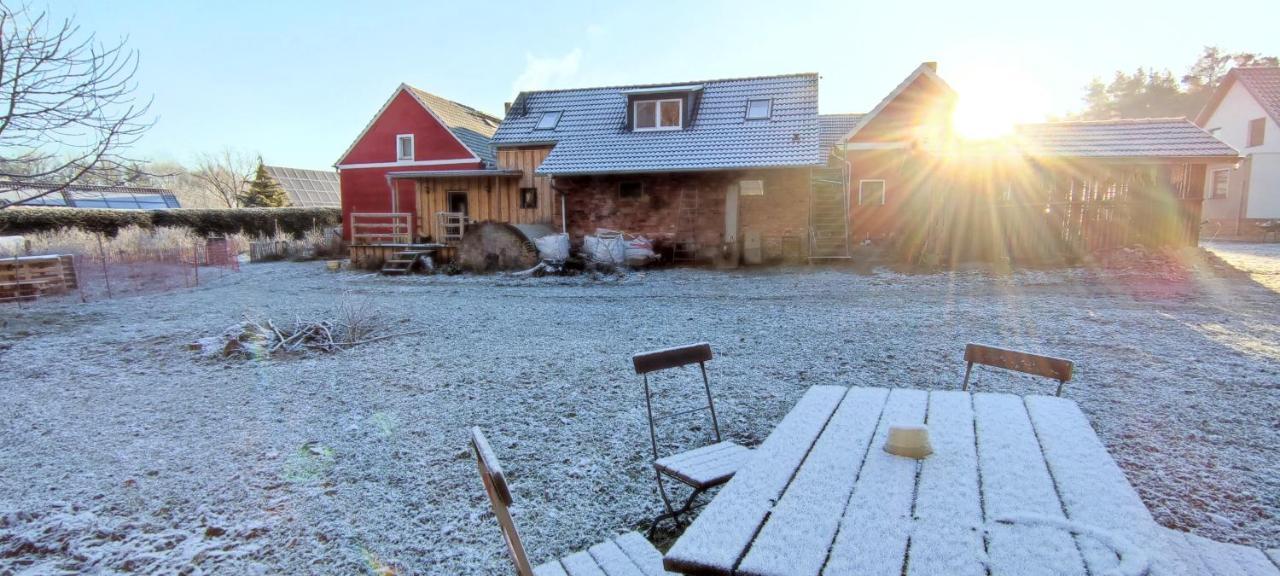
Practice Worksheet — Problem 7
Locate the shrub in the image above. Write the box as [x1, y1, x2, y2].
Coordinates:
[0, 207, 341, 238]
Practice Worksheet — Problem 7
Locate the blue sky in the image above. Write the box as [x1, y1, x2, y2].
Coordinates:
[56, 0, 1279, 169]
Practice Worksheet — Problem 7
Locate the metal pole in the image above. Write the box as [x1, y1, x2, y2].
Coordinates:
[97, 234, 112, 299]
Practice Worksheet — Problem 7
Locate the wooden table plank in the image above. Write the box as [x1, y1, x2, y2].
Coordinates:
[735, 387, 891, 576]
[905, 390, 987, 576]
[663, 386, 848, 574]
[973, 393, 1086, 576]
[1024, 396, 1180, 575]
[822, 388, 929, 576]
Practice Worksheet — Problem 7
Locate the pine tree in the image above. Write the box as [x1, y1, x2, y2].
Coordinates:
[241, 162, 290, 207]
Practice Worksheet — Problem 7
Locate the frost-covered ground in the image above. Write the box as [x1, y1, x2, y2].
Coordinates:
[1, 248, 1277, 574]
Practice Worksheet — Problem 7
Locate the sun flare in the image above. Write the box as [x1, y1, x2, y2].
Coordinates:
[949, 61, 1051, 140]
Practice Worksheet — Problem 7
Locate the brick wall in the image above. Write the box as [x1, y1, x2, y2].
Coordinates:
[556, 168, 813, 261]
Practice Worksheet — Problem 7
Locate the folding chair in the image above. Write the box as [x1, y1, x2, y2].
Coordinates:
[633, 342, 750, 536]
[961, 342, 1075, 396]
[470, 427, 673, 576]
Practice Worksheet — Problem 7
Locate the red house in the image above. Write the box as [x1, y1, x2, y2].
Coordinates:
[334, 84, 501, 241]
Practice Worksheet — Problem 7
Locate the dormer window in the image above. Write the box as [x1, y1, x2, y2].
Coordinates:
[634, 99, 682, 131]
[396, 134, 414, 161]
[746, 98, 772, 120]
[536, 111, 562, 130]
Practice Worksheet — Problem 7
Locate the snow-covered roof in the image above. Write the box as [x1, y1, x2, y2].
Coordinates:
[491, 73, 822, 175]
[1015, 118, 1239, 160]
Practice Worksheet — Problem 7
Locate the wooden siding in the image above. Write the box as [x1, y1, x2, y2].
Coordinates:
[413, 146, 558, 241]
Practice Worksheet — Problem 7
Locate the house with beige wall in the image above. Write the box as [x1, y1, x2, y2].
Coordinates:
[1195, 67, 1280, 238]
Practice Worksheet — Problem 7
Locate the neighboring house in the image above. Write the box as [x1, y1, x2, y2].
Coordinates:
[334, 84, 505, 242]
[0, 182, 180, 209]
[1195, 67, 1280, 238]
[262, 166, 341, 208]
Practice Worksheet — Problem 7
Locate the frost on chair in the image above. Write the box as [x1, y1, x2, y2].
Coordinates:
[961, 342, 1075, 397]
[633, 343, 750, 537]
[470, 427, 674, 576]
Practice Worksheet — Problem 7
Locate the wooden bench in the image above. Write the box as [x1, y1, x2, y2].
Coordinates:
[1161, 527, 1279, 576]
[962, 342, 1075, 396]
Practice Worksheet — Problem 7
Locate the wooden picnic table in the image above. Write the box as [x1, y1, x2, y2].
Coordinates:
[664, 386, 1204, 576]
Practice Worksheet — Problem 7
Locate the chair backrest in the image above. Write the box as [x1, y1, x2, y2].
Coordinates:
[963, 343, 1074, 396]
[632, 343, 723, 460]
[471, 427, 534, 576]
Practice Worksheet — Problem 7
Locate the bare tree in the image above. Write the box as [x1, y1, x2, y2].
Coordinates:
[0, 2, 153, 208]
[191, 149, 256, 209]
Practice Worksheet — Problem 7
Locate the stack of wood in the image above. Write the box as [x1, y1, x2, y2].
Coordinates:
[1, 255, 77, 303]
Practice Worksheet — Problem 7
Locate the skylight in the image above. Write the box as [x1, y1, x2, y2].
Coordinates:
[536, 111, 562, 130]
[746, 98, 772, 120]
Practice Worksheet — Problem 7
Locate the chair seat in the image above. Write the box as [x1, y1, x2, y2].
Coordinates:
[653, 441, 750, 489]
[534, 531, 675, 576]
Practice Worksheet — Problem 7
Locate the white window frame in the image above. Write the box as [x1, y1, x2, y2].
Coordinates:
[746, 98, 772, 120]
[535, 111, 562, 130]
[634, 99, 683, 131]
[858, 179, 886, 206]
[1209, 168, 1230, 199]
[396, 134, 414, 161]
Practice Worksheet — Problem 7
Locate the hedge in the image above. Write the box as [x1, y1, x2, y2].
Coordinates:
[0, 207, 342, 238]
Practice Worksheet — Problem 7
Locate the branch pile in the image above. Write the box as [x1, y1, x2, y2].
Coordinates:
[191, 297, 421, 360]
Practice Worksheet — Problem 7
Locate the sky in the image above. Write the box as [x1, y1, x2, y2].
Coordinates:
[54, 0, 1280, 169]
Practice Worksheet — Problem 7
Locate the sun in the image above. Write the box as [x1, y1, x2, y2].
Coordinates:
[948, 61, 1050, 140]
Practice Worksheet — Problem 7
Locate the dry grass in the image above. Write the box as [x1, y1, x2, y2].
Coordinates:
[0, 225, 253, 261]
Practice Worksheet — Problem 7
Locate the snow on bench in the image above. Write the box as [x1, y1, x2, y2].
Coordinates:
[822, 388, 929, 576]
[1025, 395, 1179, 576]
[974, 393, 1086, 576]
[735, 387, 890, 576]
[906, 390, 987, 576]
[663, 385, 848, 574]
[1161, 529, 1280, 576]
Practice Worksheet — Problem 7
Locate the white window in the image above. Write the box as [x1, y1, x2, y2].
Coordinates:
[746, 98, 772, 120]
[739, 180, 765, 196]
[536, 111, 562, 130]
[1209, 169, 1229, 199]
[634, 99, 682, 130]
[396, 134, 414, 161]
[858, 180, 886, 206]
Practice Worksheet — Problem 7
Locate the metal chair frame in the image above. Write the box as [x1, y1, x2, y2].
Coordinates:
[633, 342, 726, 536]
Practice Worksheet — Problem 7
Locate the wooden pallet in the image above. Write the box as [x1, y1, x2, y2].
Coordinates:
[0, 255, 76, 302]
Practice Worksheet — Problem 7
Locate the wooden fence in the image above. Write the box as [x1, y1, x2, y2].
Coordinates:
[900, 159, 1206, 266]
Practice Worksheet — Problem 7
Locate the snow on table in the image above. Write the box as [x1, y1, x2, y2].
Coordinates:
[663, 387, 1194, 576]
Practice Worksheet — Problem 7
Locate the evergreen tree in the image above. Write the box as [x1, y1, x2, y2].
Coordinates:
[241, 162, 289, 207]
[1075, 47, 1278, 120]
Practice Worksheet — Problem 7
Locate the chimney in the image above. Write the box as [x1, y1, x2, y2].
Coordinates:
[504, 102, 512, 115]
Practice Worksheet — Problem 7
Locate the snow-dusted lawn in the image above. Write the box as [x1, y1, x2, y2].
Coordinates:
[1, 253, 1277, 574]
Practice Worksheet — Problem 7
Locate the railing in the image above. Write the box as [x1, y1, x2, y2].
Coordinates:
[436, 211, 468, 244]
[351, 212, 412, 245]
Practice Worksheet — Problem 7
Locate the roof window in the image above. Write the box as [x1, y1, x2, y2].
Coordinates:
[634, 99, 682, 131]
[746, 98, 772, 120]
[536, 111, 562, 130]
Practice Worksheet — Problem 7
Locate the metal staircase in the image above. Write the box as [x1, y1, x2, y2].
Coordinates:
[809, 168, 850, 259]
[673, 187, 701, 263]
